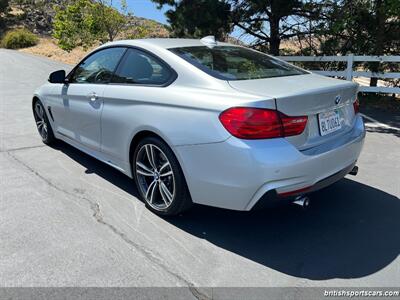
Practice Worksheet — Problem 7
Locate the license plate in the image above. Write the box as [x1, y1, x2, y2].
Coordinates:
[318, 110, 342, 136]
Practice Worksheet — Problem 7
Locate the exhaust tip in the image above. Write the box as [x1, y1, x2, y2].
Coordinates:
[293, 195, 311, 209]
[349, 166, 359, 176]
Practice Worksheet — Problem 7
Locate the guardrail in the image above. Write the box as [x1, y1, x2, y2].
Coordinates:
[275, 54, 400, 94]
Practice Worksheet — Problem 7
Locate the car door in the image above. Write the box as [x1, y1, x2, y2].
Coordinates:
[101, 48, 176, 163]
[49, 47, 126, 150]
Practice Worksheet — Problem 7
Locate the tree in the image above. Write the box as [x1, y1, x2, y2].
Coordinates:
[53, 0, 98, 51]
[151, 0, 321, 55]
[152, 0, 232, 39]
[0, 0, 8, 13]
[0, 0, 9, 28]
[318, 0, 400, 86]
[231, 0, 323, 55]
[53, 0, 128, 51]
[95, 0, 129, 42]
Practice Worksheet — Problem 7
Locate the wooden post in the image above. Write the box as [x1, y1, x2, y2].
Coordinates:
[346, 54, 354, 81]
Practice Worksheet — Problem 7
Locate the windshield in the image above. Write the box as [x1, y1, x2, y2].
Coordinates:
[169, 46, 307, 81]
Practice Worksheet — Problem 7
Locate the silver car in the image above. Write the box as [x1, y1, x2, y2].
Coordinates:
[32, 37, 365, 216]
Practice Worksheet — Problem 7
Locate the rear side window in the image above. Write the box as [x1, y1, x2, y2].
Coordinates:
[111, 48, 173, 85]
[169, 46, 306, 81]
[69, 47, 126, 84]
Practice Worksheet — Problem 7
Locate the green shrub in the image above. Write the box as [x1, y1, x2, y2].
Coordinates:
[1, 29, 38, 49]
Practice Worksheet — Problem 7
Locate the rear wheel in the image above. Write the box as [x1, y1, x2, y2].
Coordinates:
[33, 100, 55, 145]
[133, 136, 192, 216]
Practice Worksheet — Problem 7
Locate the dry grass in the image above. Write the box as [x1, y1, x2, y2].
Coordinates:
[19, 37, 94, 65]
[280, 39, 302, 52]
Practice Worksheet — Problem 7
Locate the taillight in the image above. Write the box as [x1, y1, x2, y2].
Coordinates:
[280, 114, 308, 136]
[353, 98, 360, 115]
[219, 107, 308, 139]
[219, 107, 282, 139]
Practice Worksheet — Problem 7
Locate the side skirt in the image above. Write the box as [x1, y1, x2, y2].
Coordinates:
[54, 132, 133, 178]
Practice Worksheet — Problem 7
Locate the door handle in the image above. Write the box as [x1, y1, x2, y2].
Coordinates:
[87, 92, 98, 102]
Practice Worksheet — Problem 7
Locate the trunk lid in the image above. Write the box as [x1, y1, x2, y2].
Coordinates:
[228, 73, 359, 150]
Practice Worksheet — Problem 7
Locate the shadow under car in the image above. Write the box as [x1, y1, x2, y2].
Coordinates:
[52, 140, 400, 280]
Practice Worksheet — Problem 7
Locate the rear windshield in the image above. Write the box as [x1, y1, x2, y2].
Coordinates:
[169, 46, 307, 81]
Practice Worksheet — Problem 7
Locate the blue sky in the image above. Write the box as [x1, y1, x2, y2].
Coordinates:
[123, 0, 170, 24]
[117, 0, 249, 42]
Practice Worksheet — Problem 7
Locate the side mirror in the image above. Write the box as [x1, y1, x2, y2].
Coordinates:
[48, 70, 67, 84]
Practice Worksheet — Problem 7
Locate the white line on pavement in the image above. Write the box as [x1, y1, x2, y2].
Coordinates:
[361, 113, 400, 131]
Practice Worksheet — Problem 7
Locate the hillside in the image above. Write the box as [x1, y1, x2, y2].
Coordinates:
[8, 1, 169, 36]
[6, 1, 169, 64]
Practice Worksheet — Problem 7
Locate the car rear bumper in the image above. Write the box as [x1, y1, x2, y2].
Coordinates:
[174, 115, 365, 211]
[251, 162, 357, 209]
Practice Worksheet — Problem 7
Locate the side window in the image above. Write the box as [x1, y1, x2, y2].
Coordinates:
[69, 47, 126, 84]
[111, 49, 173, 85]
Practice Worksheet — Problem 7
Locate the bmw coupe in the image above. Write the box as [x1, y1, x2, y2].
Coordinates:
[33, 37, 365, 216]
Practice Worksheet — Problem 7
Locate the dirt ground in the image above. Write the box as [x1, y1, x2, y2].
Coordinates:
[19, 37, 93, 65]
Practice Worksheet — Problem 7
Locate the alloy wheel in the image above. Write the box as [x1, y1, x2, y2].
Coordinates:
[34, 102, 48, 140]
[135, 144, 175, 210]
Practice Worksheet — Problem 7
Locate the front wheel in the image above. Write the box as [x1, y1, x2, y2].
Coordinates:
[33, 100, 55, 145]
[133, 136, 192, 216]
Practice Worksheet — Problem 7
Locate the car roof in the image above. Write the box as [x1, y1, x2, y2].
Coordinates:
[102, 38, 237, 50]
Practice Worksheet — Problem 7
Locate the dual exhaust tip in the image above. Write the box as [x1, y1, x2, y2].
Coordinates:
[293, 195, 311, 208]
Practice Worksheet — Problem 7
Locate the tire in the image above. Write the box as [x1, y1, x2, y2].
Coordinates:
[133, 136, 192, 216]
[33, 99, 55, 145]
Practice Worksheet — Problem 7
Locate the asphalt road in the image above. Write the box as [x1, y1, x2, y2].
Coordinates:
[1, 49, 400, 291]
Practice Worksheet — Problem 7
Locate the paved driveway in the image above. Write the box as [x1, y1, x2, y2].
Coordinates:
[1, 49, 399, 288]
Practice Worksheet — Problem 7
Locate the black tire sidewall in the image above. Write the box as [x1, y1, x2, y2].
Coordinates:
[33, 100, 55, 145]
[132, 136, 191, 216]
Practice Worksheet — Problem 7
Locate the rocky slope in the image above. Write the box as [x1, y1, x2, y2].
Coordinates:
[9, 0, 169, 38]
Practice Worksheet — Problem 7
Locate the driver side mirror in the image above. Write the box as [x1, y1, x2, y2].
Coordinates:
[48, 70, 67, 84]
